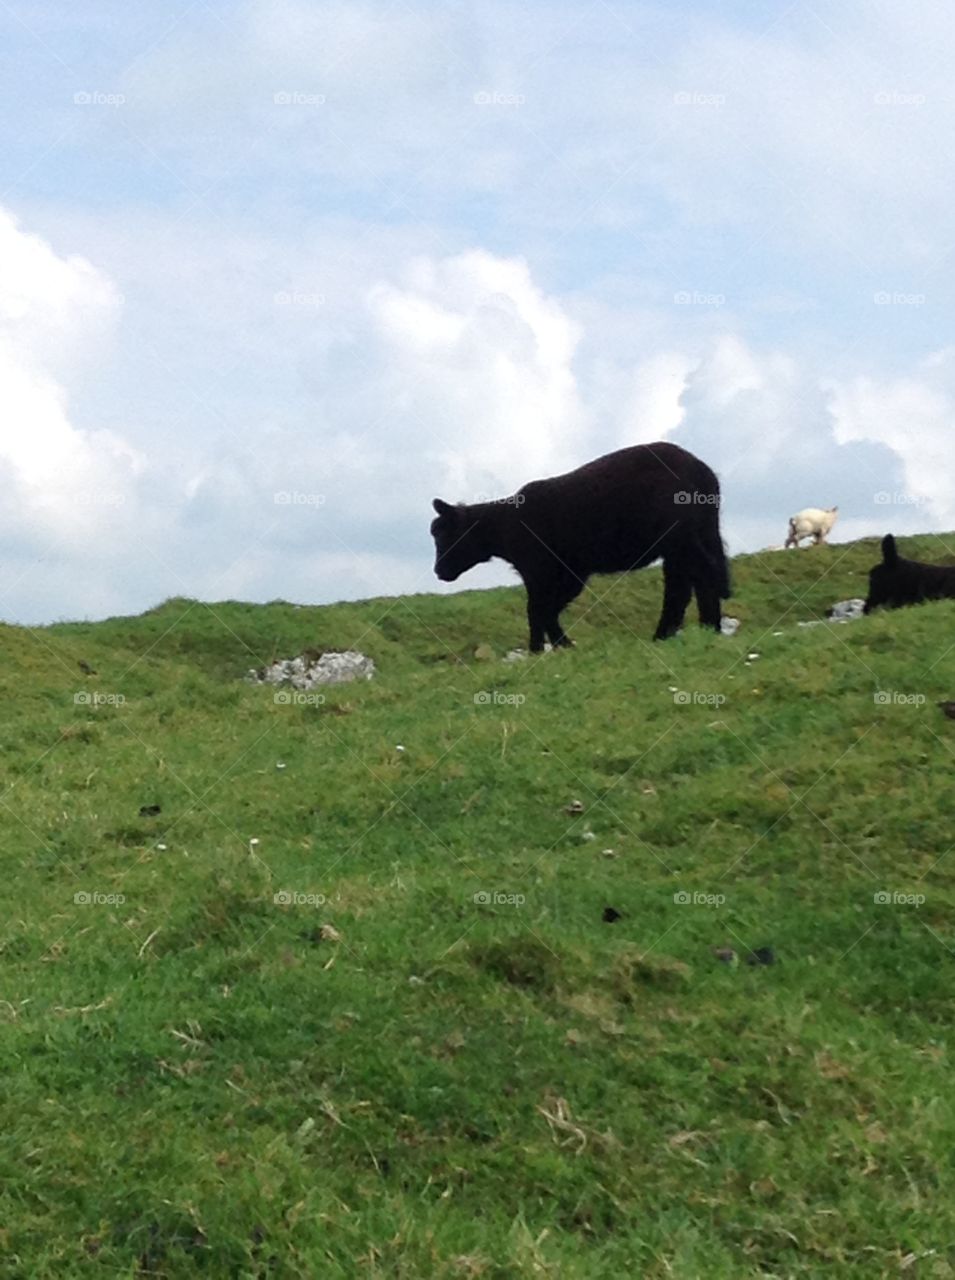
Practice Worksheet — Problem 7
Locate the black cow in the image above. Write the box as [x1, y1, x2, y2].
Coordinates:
[864, 534, 955, 613]
[430, 442, 730, 652]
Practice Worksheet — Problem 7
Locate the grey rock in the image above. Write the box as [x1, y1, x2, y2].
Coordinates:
[827, 597, 866, 620]
[248, 650, 375, 689]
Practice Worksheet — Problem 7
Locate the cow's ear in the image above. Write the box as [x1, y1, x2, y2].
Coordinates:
[433, 498, 455, 517]
[882, 533, 898, 564]
[831, 505, 838, 512]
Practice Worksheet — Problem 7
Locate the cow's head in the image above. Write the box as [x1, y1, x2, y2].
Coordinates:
[430, 499, 492, 582]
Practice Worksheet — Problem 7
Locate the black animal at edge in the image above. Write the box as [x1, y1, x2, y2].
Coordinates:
[864, 534, 955, 613]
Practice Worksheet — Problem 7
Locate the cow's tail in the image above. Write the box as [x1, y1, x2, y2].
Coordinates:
[715, 535, 731, 600]
[696, 524, 731, 599]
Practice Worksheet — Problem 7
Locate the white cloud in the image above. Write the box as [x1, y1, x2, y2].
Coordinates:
[365, 249, 586, 496]
[829, 351, 955, 526]
[0, 210, 142, 559]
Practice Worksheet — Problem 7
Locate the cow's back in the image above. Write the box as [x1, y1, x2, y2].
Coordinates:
[518, 443, 719, 574]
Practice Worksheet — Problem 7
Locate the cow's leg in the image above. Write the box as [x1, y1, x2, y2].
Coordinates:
[546, 612, 573, 648]
[546, 569, 586, 648]
[654, 557, 693, 639]
[694, 574, 723, 632]
[526, 589, 548, 653]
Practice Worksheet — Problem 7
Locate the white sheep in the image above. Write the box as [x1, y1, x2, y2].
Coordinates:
[785, 506, 838, 549]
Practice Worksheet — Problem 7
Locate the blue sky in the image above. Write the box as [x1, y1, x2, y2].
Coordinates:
[0, 0, 952, 622]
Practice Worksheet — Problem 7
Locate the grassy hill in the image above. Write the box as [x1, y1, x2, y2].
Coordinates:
[3, 534, 955, 1277]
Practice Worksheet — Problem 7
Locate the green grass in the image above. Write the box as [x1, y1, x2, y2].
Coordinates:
[3, 534, 955, 1277]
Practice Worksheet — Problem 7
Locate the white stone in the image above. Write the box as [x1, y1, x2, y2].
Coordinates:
[827, 598, 866, 621]
[248, 650, 376, 688]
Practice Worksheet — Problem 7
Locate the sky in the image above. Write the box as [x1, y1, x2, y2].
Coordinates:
[1, 0, 953, 623]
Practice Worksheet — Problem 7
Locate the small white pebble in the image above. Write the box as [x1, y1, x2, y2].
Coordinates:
[408, 975, 424, 985]
[772, 631, 783, 637]
[276, 761, 287, 770]
[156, 843, 167, 851]
[581, 831, 597, 841]
[668, 686, 678, 693]
[395, 745, 405, 752]
[249, 838, 260, 847]
[747, 652, 760, 660]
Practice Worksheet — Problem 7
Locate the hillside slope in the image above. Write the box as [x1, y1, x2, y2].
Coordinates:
[3, 535, 955, 1277]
